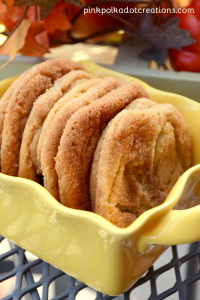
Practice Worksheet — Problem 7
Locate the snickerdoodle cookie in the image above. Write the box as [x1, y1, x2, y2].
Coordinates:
[55, 82, 148, 210]
[37, 77, 103, 173]
[40, 77, 121, 200]
[1, 59, 83, 176]
[90, 98, 157, 206]
[18, 69, 92, 181]
[90, 100, 192, 228]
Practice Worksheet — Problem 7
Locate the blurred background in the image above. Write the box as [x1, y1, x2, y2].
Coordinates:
[0, 1, 200, 299]
[0, 0, 199, 99]
[0, 0, 197, 71]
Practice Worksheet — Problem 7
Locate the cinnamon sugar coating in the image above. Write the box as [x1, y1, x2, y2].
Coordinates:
[1, 59, 83, 175]
[18, 70, 92, 181]
[41, 77, 121, 200]
[55, 82, 148, 210]
[91, 100, 192, 228]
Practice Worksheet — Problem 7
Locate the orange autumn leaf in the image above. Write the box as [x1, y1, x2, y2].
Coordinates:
[44, 1, 71, 34]
[0, 2, 7, 22]
[175, 0, 191, 7]
[2, 0, 14, 14]
[20, 22, 49, 56]
[0, 18, 31, 67]
[0, 3, 26, 30]
[36, 30, 49, 49]
[26, 6, 40, 22]
[2, 0, 25, 23]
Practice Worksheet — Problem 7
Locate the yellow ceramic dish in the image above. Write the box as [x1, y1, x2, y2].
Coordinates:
[0, 61, 200, 296]
[0, 76, 18, 98]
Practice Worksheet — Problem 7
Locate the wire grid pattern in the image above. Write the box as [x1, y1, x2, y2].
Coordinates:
[0, 236, 200, 300]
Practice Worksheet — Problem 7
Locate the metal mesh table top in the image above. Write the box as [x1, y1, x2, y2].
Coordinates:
[1, 236, 200, 300]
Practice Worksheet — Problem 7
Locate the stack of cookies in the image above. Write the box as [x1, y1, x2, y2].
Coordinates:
[0, 59, 192, 228]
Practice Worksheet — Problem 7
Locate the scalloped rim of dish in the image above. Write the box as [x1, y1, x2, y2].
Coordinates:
[0, 163, 199, 238]
[0, 60, 199, 239]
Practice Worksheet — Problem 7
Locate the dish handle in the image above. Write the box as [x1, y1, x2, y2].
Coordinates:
[137, 205, 200, 254]
[136, 165, 200, 253]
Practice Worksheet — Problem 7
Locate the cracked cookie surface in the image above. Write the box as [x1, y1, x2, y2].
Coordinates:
[37, 77, 102, 173]
[1, 59, 83, 175]
[18, 70, 92, 181]
[55, 82, 148, 210]
[90, 100, 192, 228]
[41, 77, 121, 200]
